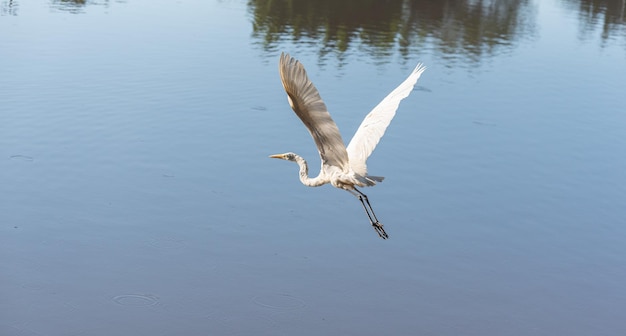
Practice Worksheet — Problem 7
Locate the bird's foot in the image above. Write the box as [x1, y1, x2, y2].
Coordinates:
[372, 222, 389, 240]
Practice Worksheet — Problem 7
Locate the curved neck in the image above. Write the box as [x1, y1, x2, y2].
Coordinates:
[292, 154, 328, 187]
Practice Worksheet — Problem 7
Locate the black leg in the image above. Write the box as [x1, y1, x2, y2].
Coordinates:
[349, 188, 389, 239]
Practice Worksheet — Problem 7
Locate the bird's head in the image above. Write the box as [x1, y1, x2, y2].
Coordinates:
[269, 152, 297, 162]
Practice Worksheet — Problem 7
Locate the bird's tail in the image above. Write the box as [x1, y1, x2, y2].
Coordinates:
[359, 175, 384, 186]
[366, 175, 384, 183]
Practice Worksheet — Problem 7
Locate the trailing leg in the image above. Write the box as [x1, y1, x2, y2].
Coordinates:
[347, 188, 389, 239]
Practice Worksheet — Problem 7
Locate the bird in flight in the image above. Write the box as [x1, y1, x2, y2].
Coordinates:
[270, 53, 426, 239]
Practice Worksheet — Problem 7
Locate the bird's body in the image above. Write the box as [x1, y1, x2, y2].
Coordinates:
[271, 53, 426, 239]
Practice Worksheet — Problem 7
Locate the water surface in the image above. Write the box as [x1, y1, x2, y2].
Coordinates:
[1, 0, 626, 335]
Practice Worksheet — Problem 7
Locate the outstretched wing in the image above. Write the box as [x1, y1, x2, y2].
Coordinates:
[279, 52, 350, 172]
[346, 63, 426, 176]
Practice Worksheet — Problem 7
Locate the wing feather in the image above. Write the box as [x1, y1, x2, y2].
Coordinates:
[279, 53, 350, 172]
[346, 63, 426, 176]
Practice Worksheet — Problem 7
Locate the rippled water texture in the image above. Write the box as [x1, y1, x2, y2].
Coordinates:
[1, 0, 626, 335]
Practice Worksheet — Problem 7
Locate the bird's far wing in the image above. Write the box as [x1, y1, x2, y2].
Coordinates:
[279, 53, 350, 172]
[346, 63, 426, 176]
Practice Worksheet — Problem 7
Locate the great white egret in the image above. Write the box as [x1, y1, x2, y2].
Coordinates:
[270, 53, 426, 239]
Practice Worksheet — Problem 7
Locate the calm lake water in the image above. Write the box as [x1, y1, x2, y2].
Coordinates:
[2, 0, 626, 335]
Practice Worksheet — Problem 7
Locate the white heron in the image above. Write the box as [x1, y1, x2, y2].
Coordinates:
[270, 53, 426, 239]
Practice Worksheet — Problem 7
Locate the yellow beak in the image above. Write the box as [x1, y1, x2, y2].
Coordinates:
[269, 154, 286, 159]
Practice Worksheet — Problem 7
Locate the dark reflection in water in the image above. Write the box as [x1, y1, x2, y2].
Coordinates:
[248, 0, 537, 65]
[49, 0, 117, 13]
[249, 0, 626, 64]
[1, 0, 125, 14]
[563, 0, 626, 43]
[1, 0, 18, 15]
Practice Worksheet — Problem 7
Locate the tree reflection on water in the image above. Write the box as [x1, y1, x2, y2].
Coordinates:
[2, 0, 623, 60]
[563, 0, 626, 44]
[248, 0, 538, 65]
[248, 0, 626, 64]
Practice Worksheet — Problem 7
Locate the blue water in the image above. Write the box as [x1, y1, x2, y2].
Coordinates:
[2, 0, 626, 335]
